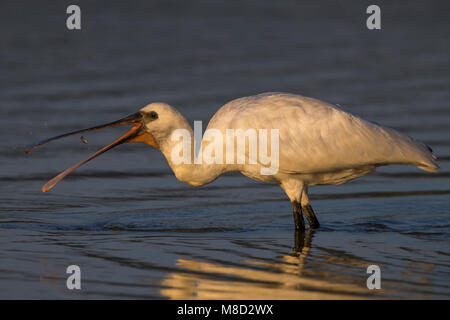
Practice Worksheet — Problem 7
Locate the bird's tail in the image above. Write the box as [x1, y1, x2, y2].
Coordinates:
[385, 126, 439, 172]
[416, 143, 439, 172]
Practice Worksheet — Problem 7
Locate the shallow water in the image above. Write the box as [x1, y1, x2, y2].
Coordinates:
[0, 1, 449, 299]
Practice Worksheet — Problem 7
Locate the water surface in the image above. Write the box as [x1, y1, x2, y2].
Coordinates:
[0, 0, 449, 299]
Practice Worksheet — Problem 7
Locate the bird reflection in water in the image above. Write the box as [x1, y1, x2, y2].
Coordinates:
[160, 230, 377, 299]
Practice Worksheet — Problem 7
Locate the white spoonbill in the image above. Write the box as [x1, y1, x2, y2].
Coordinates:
[25, 93, 438, 230]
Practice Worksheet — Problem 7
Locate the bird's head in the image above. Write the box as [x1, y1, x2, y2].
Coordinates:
[137, 103, 191, 148]
[25, 102, 190, 192]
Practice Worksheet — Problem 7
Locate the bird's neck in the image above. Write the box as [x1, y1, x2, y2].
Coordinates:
[158, 125, 228, 187]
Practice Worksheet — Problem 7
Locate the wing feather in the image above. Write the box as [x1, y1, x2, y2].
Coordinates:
[207, 93, 438, 174]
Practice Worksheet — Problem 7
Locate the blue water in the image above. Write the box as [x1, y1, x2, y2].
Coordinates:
[0, 0, 449, 299]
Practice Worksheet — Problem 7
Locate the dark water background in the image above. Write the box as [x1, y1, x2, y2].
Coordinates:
[0, 0, 449, 299]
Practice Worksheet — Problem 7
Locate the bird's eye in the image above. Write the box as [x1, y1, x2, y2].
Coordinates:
[148, 111, 158, 120]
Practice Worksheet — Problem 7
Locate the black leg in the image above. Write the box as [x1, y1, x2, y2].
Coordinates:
[302, 204, 320, 228]
[291, 201, 305, 230]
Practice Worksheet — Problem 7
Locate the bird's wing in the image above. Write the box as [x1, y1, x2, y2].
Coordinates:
[207, 93, 438, 174]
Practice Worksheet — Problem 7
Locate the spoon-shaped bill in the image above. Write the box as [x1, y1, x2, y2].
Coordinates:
[24, 112, 142, 154]
[41, 123, 142, 192]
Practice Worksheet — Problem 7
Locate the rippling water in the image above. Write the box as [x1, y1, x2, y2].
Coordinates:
[1, 1, 449, 299]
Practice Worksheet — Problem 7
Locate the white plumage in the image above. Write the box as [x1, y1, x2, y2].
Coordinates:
[27, 92, 438, 230]
[206, 93, 437, 179]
